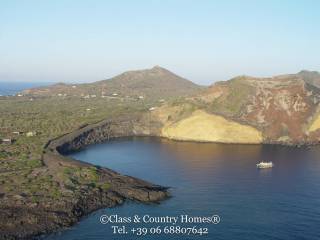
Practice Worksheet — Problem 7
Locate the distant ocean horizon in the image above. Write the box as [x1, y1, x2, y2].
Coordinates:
[0, 82, 54, 96]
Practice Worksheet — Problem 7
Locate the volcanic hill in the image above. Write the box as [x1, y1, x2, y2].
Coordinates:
[150, 70, 320, 145]
[22, 66, 203, 99]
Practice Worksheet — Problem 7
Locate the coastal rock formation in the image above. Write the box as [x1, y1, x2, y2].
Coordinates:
[0, 116, 169, 240]
[150, 70, 320, 145]
[161, 110, 262, 144]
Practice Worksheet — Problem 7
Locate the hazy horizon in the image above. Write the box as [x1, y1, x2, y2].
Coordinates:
[0, 66, 318, 86]
[1, 0, 319, 85]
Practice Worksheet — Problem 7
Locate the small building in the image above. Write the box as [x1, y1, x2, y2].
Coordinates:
[1, 138, 13, 144]
[26, 131, 37, 137]
[91, 95, 97, 98]
[149, 107, 156, 111]
[12, 131, 23, 135]
[112, 93, 118, 96]
[138, 96, 144, 99]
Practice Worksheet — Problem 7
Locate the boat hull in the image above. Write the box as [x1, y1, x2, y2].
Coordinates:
[256, 162, 273, 169]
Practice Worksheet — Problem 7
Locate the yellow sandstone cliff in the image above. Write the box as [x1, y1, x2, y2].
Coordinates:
[161, 110, 262, 144]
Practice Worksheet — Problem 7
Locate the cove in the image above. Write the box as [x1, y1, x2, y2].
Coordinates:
[45, 137, 320, 240]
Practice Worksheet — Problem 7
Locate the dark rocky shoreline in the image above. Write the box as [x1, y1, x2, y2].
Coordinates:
[0, 115, 169, 240]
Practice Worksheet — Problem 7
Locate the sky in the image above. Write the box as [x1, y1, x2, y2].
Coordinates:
[0, 0, 319, 85]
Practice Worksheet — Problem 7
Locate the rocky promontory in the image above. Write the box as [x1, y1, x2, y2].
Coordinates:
[0, 115, 169, 240]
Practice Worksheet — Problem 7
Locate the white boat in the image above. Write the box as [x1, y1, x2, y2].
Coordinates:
[256, 161, 273, 169]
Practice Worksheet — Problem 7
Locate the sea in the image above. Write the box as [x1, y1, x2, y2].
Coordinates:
[0, 82, 52, 96]
[44, 137, 320, 240]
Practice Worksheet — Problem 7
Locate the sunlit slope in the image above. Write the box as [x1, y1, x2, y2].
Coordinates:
[308, 113, 320, 132]
[187, 70, 320, 144]
[161, 110, 262, 144]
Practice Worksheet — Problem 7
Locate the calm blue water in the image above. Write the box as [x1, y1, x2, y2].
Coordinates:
[46, 137, 320, 240]
[0, 82, 52, 96]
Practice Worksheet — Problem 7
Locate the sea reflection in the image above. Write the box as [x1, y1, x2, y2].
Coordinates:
[159, 137, 262, 157]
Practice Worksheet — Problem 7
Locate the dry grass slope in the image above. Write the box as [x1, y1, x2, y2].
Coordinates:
[308, 113, 320, 132]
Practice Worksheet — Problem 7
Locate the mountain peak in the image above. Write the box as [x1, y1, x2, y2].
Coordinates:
[99, 66, 202, 98]
[150, 65, 169, 73]
[152, 65, 163, 69]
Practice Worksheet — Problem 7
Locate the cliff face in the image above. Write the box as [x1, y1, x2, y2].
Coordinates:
[205, 73, 320, 144]
[161, 110, 262, 144]
[46, 114, 163, 153]
[149, 71, 320, 145]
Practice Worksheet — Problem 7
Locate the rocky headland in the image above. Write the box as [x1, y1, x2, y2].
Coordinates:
[0, 115, 169, 240]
